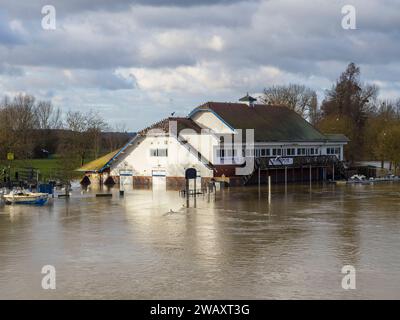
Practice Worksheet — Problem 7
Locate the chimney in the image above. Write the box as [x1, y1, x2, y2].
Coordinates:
[239, 93, 257, 107]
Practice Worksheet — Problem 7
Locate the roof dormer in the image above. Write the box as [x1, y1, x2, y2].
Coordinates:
[239, 93, 257, 107]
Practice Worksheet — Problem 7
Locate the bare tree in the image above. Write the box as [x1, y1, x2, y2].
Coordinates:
[61, 110, 109, 165]
[260, 84, 318, 120]
[66, 111, 88, 133]
[35, 101, 63, 130]
[86, 110, 109, 159]
[36, 101, 52, 130]
[104, 122, 131, 152]
[0, 94, 38, 158]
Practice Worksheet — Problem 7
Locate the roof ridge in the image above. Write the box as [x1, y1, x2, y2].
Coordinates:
[138, 117, 169, 135]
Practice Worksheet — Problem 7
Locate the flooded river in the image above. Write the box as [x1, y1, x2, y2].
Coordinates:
[1, 183, 400, 299]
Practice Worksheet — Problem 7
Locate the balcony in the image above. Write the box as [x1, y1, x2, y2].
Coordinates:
[214, 156, 246, 165]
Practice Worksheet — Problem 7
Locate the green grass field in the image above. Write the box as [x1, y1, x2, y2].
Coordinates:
[15, 159, 61, 178]
[0, 157, 81, 181]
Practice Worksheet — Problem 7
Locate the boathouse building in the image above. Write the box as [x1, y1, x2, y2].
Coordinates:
[79, 95, 348, 189]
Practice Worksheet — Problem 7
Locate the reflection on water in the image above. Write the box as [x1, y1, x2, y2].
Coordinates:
[1, 183, 400, 299]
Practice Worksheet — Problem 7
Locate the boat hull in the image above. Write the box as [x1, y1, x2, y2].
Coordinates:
[4, 194, 48, 205]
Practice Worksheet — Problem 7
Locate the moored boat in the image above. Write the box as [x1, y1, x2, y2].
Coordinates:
[3, 190, 49, 205]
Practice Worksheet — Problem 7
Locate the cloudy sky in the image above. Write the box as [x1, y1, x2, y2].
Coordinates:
[0, 0, 399, 130]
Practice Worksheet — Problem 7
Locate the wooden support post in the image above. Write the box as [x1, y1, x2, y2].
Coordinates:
[332, 164, 335, 182]
[119, 174, 124, 197]
[186, 178, 189, 208]
[214, 181, 217, 201]
[268, 175, 271, 204]
[284, 166, 287, 193]
[194, 178, 197, 208]
[65, 183, 70, 198]
[258, 167, 261, 198]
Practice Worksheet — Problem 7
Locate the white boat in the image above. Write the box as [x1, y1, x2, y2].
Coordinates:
[3, 190, 49, 205]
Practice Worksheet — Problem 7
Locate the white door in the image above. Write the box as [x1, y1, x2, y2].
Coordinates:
[152, 170, 166, 190]
[119, 170, 133, 190]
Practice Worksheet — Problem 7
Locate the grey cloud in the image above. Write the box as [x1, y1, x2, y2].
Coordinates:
[0, 63, 24, 76]
[129, 3, 256, 29]
[2, 0, 400, 78]
[3, 0, 251, 19]
[75, 70, 136, 90]
[0, 67, 135, 93]
[0, 12, 24, 45]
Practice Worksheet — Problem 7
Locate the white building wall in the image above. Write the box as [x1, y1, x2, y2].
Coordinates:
[191, 111, 234, 134]
[179, 131, 220, 163]
[110, 135, 213, 178]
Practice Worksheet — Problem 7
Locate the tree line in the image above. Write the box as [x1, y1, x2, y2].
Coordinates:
[0, 94, 131, 174]
[262, 62, 400, 171]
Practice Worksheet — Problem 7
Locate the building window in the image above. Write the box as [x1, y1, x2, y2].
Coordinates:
[327, 147, 340, 155]
[217, 149, 240, 158]
[286, 148, 296, 156]
[309, 148, 319, 155]
[259, 148, 269, 157]
[272, 148, 282, 156]
[297, 148, 307, 156]
[150, 148, 168, 157]
[217, 149, 239, 157]
[256, 148, 271, 157]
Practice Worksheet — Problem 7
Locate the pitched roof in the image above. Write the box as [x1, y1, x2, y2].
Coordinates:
[191, 102, 331, 142]
[239, 93, 257, 102]
[324, 133, 350, 142]
[76, 150, 119, 172]
[139, 117, 202, 135]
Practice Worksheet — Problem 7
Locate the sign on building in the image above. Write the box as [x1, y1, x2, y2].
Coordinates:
[268, 158, 294, 166]
[119, 169, 133, 188]
[185, 168, 197, 180]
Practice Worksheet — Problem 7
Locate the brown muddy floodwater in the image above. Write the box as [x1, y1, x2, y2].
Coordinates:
[0, 183, 400, 299]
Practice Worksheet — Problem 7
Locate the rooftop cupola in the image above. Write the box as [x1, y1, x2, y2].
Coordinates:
[239, 93, 257, 107]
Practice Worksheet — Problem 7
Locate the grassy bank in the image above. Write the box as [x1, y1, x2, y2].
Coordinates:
[0, 157, 81, 181]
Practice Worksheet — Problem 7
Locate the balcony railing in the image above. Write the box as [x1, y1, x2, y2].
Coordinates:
[214, 156, 246, 165]
[258, 155, 340, 169]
